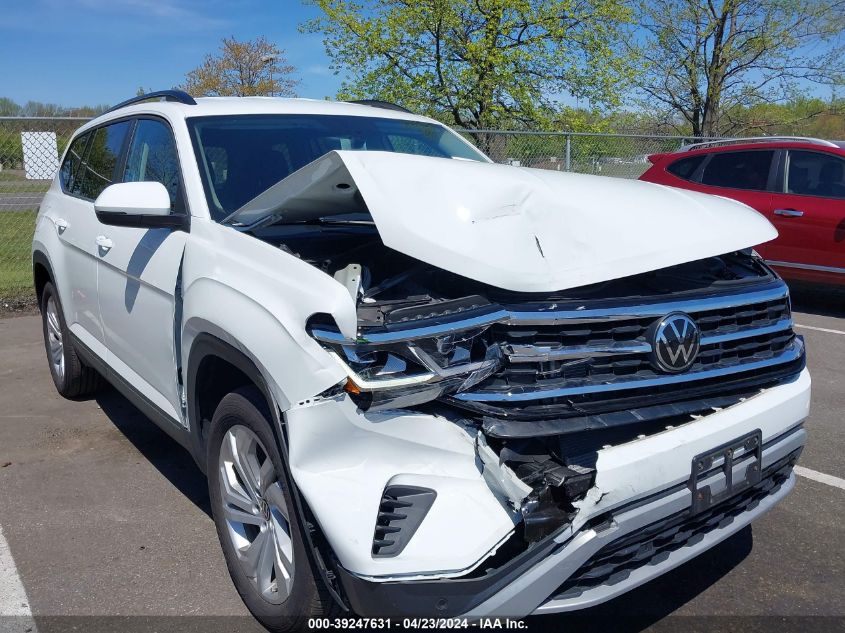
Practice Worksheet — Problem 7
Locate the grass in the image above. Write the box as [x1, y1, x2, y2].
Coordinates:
[0, 210, 37, 303]
[0, 169, 51, 193]
[0, 181, 50, 193]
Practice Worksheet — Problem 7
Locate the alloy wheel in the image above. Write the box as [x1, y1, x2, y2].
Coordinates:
[218, 425, 294, 604]
[45, 295, 65, 381]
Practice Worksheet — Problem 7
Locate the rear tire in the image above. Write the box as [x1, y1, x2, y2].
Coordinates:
[40, 281, 100, 398]
[207, 387, 341, 632]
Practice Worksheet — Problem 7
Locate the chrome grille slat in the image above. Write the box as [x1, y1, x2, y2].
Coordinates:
[502, 317, 793, 363]
[456, 283, 798, 404]
[312, 282, 789, 344]
[454, 338, 803, 402]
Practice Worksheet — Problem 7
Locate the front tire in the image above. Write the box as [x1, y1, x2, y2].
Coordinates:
[207, 387, 340, 631]
[40, 281, 100, 398]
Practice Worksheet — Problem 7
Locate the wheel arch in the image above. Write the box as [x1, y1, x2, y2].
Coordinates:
[186, 332, 278, 473]
[32, 250, 54, 309]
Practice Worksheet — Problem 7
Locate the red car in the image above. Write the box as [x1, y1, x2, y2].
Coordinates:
[640, 137, 845, 285]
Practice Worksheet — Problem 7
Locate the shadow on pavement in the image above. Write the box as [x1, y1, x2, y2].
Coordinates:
[530, 526, 753, 632]
[788, 281, 845, 319]
[95, 385, 212, 518]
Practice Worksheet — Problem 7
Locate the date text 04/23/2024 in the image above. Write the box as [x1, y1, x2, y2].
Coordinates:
[307, 618, 529, 629]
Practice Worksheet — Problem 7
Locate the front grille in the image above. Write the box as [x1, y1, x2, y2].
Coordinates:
[552, 455, 797, 600]
[451, 282, 802, 416]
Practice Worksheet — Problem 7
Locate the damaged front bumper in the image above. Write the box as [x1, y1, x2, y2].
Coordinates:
[285, 368, 810, 618]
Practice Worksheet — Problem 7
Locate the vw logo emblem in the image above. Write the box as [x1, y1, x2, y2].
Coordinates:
[651, 312, 701, 373]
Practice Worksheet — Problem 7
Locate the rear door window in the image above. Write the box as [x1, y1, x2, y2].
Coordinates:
[77, 120, 132, 200]
[786, 150, 845, 198]
[700, 150, 775, 191]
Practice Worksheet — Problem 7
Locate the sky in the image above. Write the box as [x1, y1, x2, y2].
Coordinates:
[1, 1, 840, 112]
[0, 0, 345, 107]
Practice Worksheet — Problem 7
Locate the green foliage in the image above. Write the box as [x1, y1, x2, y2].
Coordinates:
[0, 97, 108, 118]
[304, 0, 636, 130]
[723, 97, 845, 138]
[0, 128, 23, 168]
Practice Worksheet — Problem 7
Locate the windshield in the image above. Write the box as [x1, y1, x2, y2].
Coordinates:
[187, 114, 488, 221]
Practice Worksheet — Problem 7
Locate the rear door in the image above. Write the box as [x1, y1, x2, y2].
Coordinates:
[96, 116, 189, 424]
[763, 149, 845, 279]
[51, 121, 132, 358]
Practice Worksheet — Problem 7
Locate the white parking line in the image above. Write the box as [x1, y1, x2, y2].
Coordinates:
[795, 466, 845, 491]
[795, 323, 845, 336]
[0, 523, 35, 625]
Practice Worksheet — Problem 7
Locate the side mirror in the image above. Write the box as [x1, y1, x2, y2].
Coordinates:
[94, 182, 189, 231]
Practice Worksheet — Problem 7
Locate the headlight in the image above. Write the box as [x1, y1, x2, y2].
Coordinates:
[326, 346, 435, 390]
[309, 322, 503, 409]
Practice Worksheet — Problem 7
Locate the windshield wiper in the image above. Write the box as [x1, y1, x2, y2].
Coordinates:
[270, 217, 375, 227]
[227, 215, 374, 233]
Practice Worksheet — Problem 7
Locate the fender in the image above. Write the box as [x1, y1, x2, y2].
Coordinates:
[185, 331, 350, 611]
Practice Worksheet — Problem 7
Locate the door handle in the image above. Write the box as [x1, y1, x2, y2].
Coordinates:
[773, 209, 804, 218]
[95, 235, 113, 252]
[55, 218, 69, 234]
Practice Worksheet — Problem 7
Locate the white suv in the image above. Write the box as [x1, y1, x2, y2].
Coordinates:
[32, 91, 810, 629]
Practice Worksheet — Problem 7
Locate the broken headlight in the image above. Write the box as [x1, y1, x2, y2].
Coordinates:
[309, 323, 503, 409]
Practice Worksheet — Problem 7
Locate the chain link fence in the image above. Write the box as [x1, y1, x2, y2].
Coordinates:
[457, 129, 698, 178]
[0, 116, 711, 307]
[0, 117, 89, 306]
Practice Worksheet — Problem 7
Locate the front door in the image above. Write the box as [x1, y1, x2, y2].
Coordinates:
[764, 149, 845, 279]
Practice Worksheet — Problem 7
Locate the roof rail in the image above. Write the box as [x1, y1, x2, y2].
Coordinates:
[348, 99, 413, 114]
[680, 136, 839, 151]
[105, 90, 197, 114]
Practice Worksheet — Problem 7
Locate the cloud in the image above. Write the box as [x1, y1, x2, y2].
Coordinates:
[305, 65, 331, 76]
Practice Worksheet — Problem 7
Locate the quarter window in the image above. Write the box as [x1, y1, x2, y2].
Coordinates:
[77, 121, 131, 200]
[700, 150, 774, 191]
[667, 155, 705, 181]
[59, 133, 90, 194]
[123, 119, 183, 211]
[786, 150, 845, 198]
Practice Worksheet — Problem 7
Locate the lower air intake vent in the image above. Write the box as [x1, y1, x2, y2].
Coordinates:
[372, 485, 437, 558]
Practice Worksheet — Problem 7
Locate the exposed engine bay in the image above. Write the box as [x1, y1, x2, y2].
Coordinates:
[259, 223, 774, 319]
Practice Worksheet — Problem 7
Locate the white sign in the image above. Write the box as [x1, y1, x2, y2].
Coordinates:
[21, 131, 60, 180]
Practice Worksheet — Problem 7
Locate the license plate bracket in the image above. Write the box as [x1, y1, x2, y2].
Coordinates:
[688, 429, 762, 514]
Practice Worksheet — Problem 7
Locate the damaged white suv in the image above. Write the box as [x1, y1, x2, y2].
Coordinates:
[33, 92, 810, 629]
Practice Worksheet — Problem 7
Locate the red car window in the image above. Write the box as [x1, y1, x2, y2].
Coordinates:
[666, 154, 705, 181]
[700, 150, 775, 191]
[786, 150, 845, 198]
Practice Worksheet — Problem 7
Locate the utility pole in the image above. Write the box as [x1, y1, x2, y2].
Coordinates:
[262, 54, 278, 96]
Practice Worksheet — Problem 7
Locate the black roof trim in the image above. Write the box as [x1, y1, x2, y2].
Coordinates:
[348, 99, 413, 114]
[105, 90, 197, 114]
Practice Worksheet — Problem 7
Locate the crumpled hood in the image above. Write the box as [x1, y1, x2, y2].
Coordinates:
[232, 150, 777, 292]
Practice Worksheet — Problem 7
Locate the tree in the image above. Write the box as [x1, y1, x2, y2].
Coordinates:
[303, 0, 634, 131]
[181, 36, 299, 97]
[0, 98, 21, 116]
[633, 0, 845, 137]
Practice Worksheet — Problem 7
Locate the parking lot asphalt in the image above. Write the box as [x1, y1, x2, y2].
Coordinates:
[0, 283, 843, 632]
